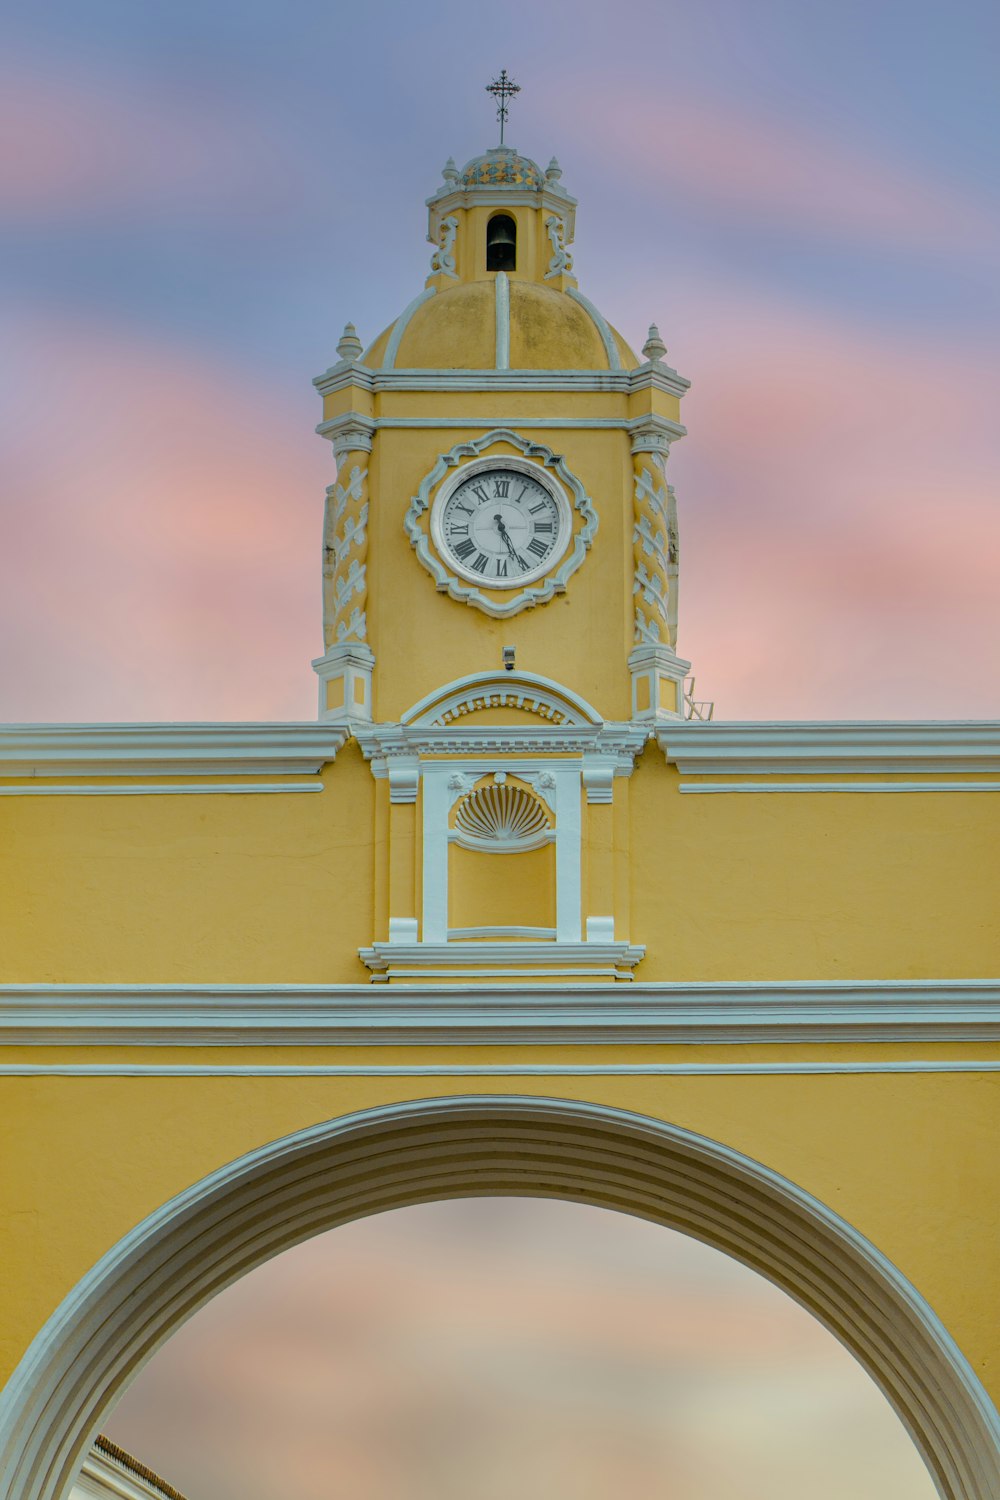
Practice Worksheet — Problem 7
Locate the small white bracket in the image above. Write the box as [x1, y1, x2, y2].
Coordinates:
[388, 917, 419, 943]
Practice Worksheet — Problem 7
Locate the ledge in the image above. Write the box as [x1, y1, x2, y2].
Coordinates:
[2, 981, 998, 1046]
[656, 721, 1000, 776]
[0, 723, 350, 777]
[314, 366, 690, 399]
[359, 940, 646, 983]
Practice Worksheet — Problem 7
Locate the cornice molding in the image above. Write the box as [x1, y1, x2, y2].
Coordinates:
[312, 366, 691, 399]
[656, 721, 1000, 775]
[3, 981, 998, 1046]
[353, 721, 650, 765]
[0, 724, 350, 778]
[3, 720, 997, 782]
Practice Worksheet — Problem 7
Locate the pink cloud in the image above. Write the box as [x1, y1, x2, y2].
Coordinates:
[0, 55, 304, 223]
[603, 276, 1000, 717]
[105, 1201, 934, 1500]
[542, 82, 999, 256]
[1, 308, 328, 721]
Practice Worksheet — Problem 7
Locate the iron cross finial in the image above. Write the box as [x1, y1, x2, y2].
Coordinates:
[485, 70, 520, 146]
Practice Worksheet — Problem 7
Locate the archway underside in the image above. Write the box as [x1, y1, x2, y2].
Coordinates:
[2, 1097, 997, 1500]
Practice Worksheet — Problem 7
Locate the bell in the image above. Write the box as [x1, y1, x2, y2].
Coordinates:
[486, 214, 517, 272]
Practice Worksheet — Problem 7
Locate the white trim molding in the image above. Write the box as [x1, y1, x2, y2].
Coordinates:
[0, 724, 349, 778]
[354, 720, 648, 765]
[680, 780, 1000, 795]
[656, 721, 1000, 776]
[313, 365, 691, 400]
[381, 287, 436, 370]
[0, 1098, 996, 1500]
[7, 1060, 1000, 1078]
[401, 670, 603, 729]
[494, 271, 510, 369]
[2, 980, 998, 1046]
[0, 782, 323, 798]
[565, 287, 622, 370]
[359, 940, 645, 983]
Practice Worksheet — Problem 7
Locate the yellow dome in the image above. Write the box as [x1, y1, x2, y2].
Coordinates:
[364, 280, 640, 371]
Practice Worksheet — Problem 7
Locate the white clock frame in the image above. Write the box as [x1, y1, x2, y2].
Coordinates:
[429, 454, 573, 590]
[406, 428, 599, 618]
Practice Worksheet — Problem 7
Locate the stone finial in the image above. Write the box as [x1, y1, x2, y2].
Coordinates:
[545, 156, 562, 182]
[336, 322, 363, 362]
[642, 323, 668, 362]
[442, 156, 459, 184]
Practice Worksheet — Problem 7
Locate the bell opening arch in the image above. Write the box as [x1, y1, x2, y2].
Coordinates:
[0, 1095, 997, 1500]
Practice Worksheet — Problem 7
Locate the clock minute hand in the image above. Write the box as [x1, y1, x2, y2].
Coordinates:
[494, 514, 521, 563]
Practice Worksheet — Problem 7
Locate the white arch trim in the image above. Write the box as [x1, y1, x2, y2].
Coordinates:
[0, 1096, 997, 1500]
[382, 287, 436, 370]
[401, 670, 604, 728]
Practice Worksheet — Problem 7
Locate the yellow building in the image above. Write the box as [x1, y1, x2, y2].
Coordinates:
[1, 139, 998, 1499]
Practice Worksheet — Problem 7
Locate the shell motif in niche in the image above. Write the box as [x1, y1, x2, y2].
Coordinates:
[453, 781, 553, 853]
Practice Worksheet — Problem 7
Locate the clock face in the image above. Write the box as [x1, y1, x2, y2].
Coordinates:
[431, 461, 571, 588]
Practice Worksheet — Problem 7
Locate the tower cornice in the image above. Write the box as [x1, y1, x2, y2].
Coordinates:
[313, 364, 691, 400]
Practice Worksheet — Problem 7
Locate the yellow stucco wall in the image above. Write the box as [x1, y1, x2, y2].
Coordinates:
[1, 751, 995, 983]
[2, 1062, 999, 1401]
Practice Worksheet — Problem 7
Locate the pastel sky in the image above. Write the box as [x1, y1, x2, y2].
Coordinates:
[105, 1197, 936, 1500]
[2, 0, 998, 721]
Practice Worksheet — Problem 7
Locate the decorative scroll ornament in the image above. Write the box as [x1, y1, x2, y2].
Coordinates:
[544, 215, 574, 279]
[632, 455, 678, 647]
[453, 778, 553, 853]
[430, 214, 459, 278]
[323, 457, 370, 646]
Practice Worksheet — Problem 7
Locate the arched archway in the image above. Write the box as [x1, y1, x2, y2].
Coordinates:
[1, 1097, 997, 1500]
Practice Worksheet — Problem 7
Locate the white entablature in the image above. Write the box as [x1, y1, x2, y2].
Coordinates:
[354, 672, 649, 982]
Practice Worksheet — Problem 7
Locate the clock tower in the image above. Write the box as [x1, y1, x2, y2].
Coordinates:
[310, 135, 693, 982]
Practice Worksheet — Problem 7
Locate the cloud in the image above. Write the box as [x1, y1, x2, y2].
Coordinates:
[542, 81, 999, 258]
[1, 307, 327, 721]
[0, 54, 306, 225]
[104, 1200, 934, 1500]
[605, 274, 1000, 717]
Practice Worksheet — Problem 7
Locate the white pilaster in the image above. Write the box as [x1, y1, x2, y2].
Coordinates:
[553, 768, 582, 941]
[421, 769, 450, 942]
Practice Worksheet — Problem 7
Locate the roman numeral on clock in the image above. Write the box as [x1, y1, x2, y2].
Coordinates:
[495, 558, 508, 577]
[453, 538, 475, 561]
[527, 537, 548, 559]
[493, 479, 510, 497]
[534, 521, 553, 533]
[471, 553, 489, 574]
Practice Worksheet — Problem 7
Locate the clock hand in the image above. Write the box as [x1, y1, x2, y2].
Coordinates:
[494, 514, 521, 562]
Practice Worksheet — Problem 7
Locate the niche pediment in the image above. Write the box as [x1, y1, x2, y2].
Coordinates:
[401, 671, 602, 730]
